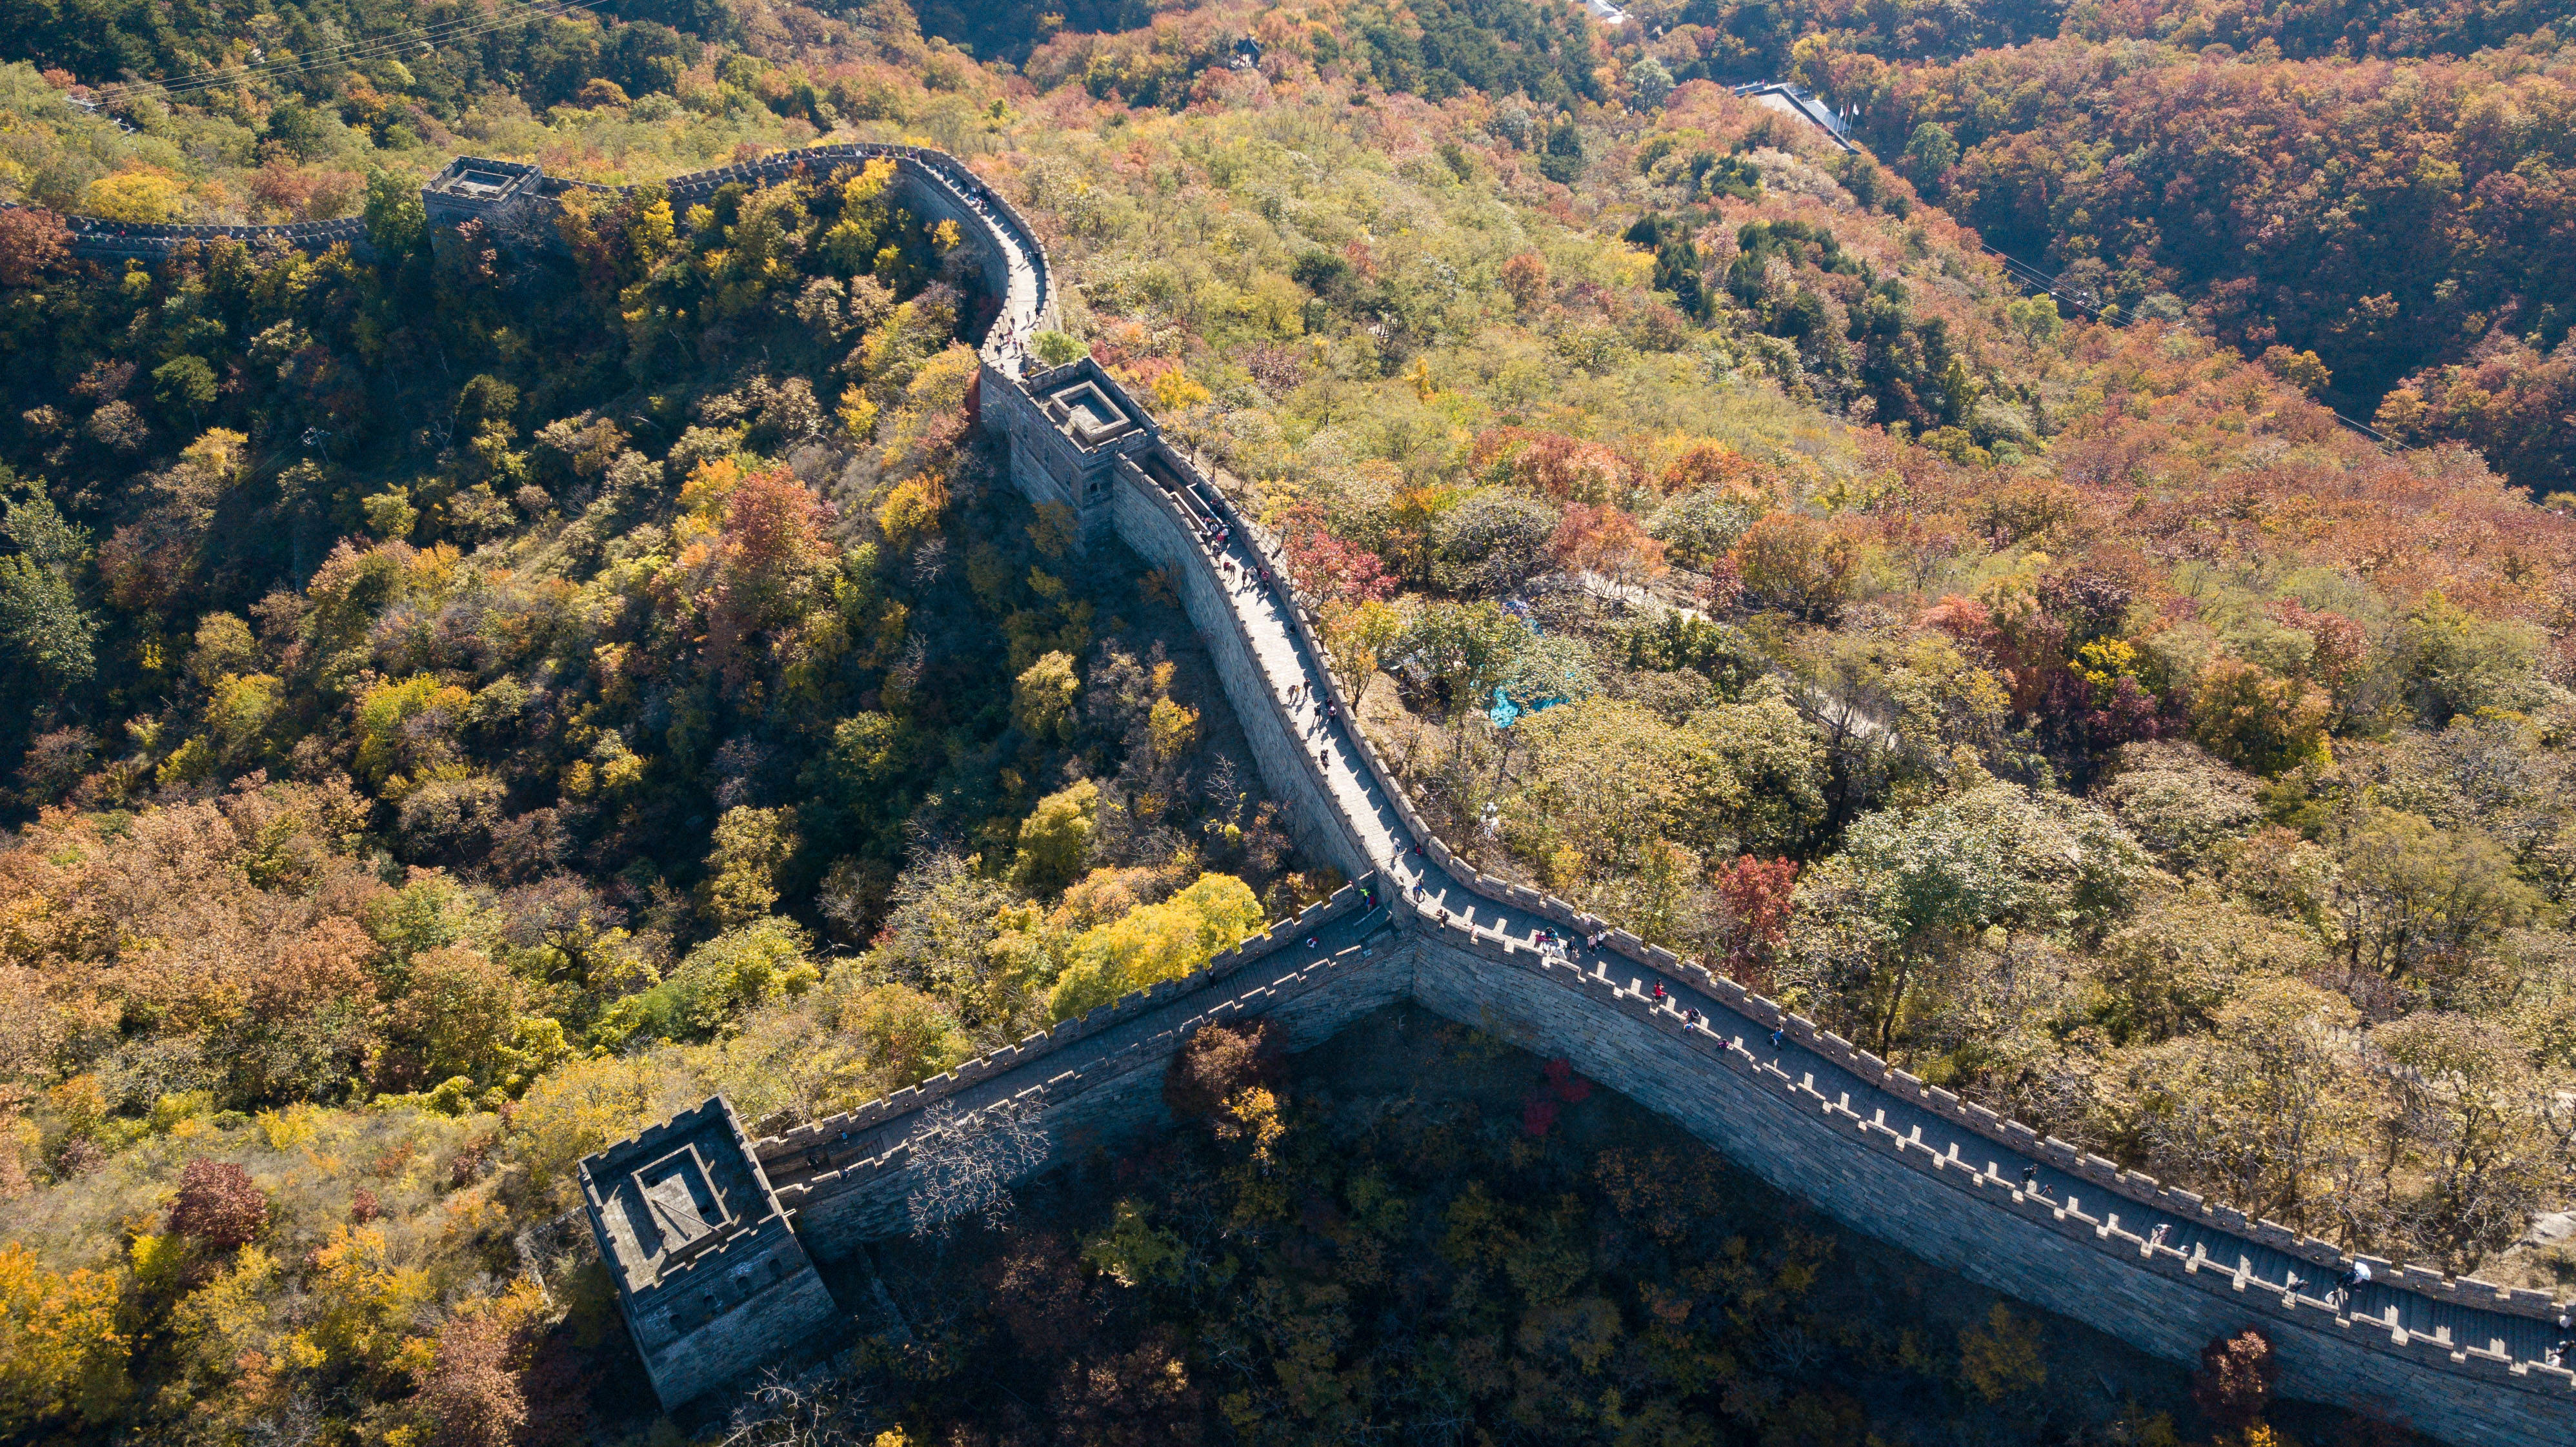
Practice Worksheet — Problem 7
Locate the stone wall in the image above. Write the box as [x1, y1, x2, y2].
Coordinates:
[632, 1240, 840, 1408]
[476, 137, 2576, 1441]
[1102, 444, 1376, 882]
[772, 885, 1407, 1257]
[2, 203, 370, 263]
[1402, 926, 2576, 1442]
[16, 141, 1060, 355]
[814, 168, 2575, 1440]
[956, 338, 2576, 1444]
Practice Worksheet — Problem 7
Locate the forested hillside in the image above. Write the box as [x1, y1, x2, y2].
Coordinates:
[1009, 52, 2576, 1286]
[1609, 0, 2576, 492]
[0, 0, 2572, 1441]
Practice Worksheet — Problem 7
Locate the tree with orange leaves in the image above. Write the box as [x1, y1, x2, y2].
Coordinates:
[1658, 443, 1762, 498]
[0, 209, 70, 289]
[1498, 252, 1549, 310]
[1549, 503, 1667, 592]
[1712, 855, 1798, 989]
[701, 467, 836, 689]
[1473, 429, 1633, 505]
[1728, 513, 1851, 621]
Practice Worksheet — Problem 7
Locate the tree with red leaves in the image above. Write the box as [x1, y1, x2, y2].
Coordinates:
[1522, 1057, 1593, 1137]
[1276, 502, 1394, 608]
[1713, 856, 1798, 988]
[719, 468, 834, 596]
[416, 1310, 526, 1447]
[1498, 252, 1549, 310]
[168, 1159, 268, 1250]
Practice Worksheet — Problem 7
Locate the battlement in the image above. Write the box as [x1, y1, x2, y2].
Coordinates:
[757, 882, 1378, 1202]
[576, 1097, 836, 1409]
[15, 141, 1057, 367]
[93, 131, 2542, 1439]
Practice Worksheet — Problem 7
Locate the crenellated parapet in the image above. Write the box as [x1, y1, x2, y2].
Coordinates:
[754, 884, 1379, 1197]
[289, 139, 2562, 1438]
[2, 207, 370, 263]
[819, 310, 2576, 1436]
[6, 139, 1058, 366]
[872, 178, 2576, 1434]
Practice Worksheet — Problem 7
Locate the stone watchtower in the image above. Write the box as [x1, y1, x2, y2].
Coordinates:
[578, 1096, 838, 1409]
[984, 357, 1157, 548]
[421, 157, 570, 256]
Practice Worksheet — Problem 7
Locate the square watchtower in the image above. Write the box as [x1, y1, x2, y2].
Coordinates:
[421, 157, 575, 258]
[578, 1096, 839, 1410]
[993, 357, 1158, 548]
[422, 157, 543, 227]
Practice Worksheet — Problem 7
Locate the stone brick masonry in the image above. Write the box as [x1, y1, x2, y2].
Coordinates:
[578, 1097, 838, 1409]
[40, 141, 2562, 1435]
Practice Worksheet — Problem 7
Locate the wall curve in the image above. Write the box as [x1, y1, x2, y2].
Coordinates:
[881, 147, 2576, 1444]
[119, 138, 2556, 1439]
[6, 141, 1058, 368]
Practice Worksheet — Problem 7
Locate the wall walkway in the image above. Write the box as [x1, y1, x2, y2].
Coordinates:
[39, 139, 2556, 1437]
[801, 144, 2576, 1443]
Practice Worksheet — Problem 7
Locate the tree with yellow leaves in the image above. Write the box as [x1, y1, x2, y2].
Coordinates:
[1149, 696, 1200, 764]
[1957, 1302, 2046, 1401]
[701, 805, 800, 928]
[1047, 873, 1262, 1020]
[304, 1224, 434, 1380]
[0, 1242, 128, 1428]
[81, 170, 189, 223]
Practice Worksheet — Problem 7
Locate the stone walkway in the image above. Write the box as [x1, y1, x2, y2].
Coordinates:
[754, 897, 1396, 1200]
[1138, 454, 2572, 1372]
[750, 139, 2572, 1381]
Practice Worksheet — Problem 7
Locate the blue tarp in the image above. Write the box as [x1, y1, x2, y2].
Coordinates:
[1489, 687, 1564, 728]
[1489, 600, 1564, 726]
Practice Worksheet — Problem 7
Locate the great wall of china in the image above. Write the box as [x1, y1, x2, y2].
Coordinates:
[28, 143, 2573, 1441]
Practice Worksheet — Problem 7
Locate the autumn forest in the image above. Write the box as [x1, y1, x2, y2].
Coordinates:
[0, 0, 2573, 1441]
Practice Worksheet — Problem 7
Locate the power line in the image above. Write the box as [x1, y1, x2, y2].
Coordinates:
[1965, 237, 2412, 450]
[81, 0, 608, 105]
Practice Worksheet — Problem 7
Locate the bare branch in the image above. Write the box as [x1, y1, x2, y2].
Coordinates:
[903, 1093, 1050, 1237]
